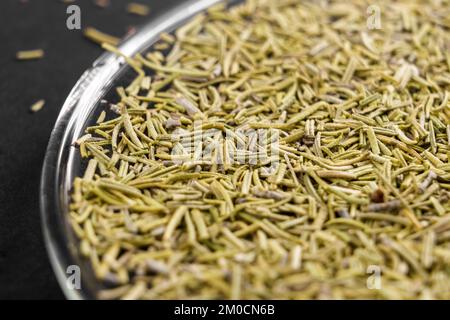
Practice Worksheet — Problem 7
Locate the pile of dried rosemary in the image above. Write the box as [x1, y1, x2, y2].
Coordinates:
[70, 0, 450, 299]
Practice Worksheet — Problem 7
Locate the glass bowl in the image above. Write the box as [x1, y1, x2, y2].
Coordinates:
[40, 0, 230, 300]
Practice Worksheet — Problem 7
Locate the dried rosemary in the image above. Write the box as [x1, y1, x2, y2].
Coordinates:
[16, 49, 44, 60]
[30, 99, 45, 113]
[127, 3, 150, 17]
[70, 0, 450, 300]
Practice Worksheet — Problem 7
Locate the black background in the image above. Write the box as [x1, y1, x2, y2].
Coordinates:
[0, 0, 180, 300]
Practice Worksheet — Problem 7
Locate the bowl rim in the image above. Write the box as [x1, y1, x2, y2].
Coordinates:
[39, 0, 223, 300]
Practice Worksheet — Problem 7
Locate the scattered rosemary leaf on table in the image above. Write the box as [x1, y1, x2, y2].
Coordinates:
[127, 3, 150, 16]
[71, 0, 450, 300]
[16, 49, 44, 60]
[83, 27, 120, 46]
[30, 99, 45, 113]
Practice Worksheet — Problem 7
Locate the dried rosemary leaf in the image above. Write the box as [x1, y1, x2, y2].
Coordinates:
[127, 3, 150, 16]
[30, 99, 45, 112]
[16, 49, 44, 60]
[84, 27, 120, 46]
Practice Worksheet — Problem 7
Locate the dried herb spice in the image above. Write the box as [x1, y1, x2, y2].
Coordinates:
[84, 27, 120, 46]
[16, 49, 44, 60]
[70, 0, 450, 299]
[30, 99, 45, 112]
[127, 3, 150, 16]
